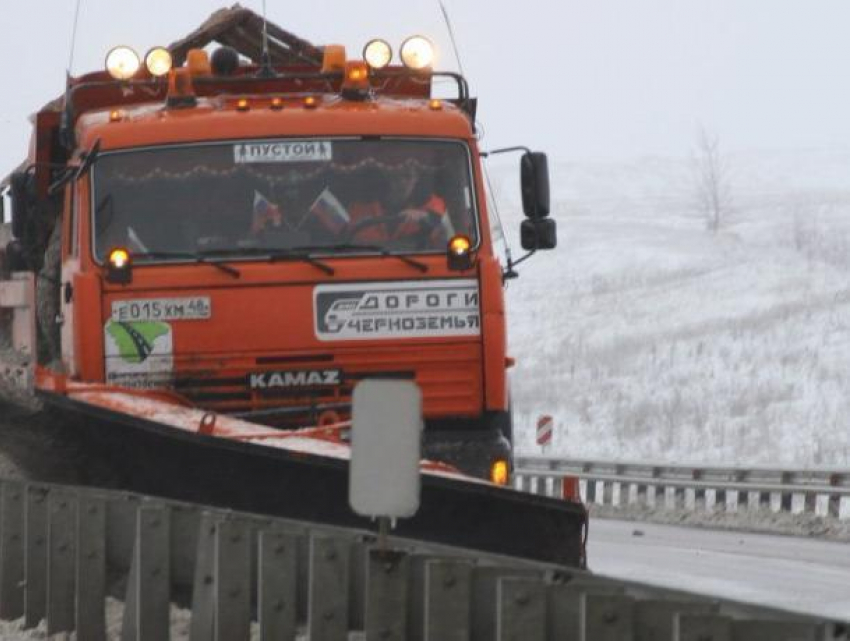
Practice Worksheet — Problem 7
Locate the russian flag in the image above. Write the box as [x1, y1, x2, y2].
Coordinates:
[252, 190, 284, 233]
[310, 188, 350, 234]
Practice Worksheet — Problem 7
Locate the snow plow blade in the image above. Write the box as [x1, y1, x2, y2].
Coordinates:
[40, 390, 587, 567]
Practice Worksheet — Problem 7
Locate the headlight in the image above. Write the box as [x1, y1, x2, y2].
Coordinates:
[400, 36, 434, 70]
[363, 39, 392, 69]
[105, 46, 141, 80]
[145, 47, 173, 77]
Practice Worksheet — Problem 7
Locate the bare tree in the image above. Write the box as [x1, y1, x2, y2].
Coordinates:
[693, 127, 732, 233]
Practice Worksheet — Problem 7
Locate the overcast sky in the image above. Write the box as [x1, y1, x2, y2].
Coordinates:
[3, 0, 850, 174]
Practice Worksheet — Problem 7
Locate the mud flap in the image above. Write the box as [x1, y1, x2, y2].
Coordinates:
[42, 393, 588, 568]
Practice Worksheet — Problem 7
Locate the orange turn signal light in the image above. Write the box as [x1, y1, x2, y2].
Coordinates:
[106, 248, 132, 284]
[447, 234, 474, 271]
[490, 459, 510, 486]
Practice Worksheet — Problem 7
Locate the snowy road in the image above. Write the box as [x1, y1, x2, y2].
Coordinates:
[588, 519, 850, 621]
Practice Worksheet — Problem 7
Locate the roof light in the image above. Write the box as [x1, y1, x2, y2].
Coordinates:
[105, 46, 141, 80]
[186, 49, 212, 76]
[270, 97, 284, 110]
[145, 47, 172, 77]
[109, 109, 124, 122]
[429, 99, 443, 111]
[342, 61, 371, 100]
[236, 98, 250, 111]
[400, 36, 434, 70]
[166, 68, 197, 108]
[322, 45, 347, 73]
[363, 39, 392, 69]
[304, 96, 318, 109]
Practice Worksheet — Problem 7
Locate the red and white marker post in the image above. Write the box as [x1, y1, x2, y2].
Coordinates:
[536, 414, 553, 451]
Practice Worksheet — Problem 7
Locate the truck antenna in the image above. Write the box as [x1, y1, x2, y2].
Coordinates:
[438, 1, 466, 77]
[257, 0, 275, 77]
[67, 0, 83, 75]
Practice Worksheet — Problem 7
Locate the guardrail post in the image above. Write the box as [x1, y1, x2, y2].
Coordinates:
[308, 536, 349, 641]
[837, 495, 848, 520]
[122, 503, 171, 641]
[188, 513, 252, 641]
[674, 613, 732, 640]
[47, 489, 77, 636]
[365, 548, 409, 640]
[579, 593, 633, 641]
[23, 484, 48, 629]
[684, 488, 696, 510]
[0, 480, 25, 620]
[191, 513, 218, 640]
[472, 566, 542, 641]
[731, 620, 823, 640]
[257, 527, 297, 641]
[646, 485, 656, 508]
[634, 599, 717, 640]
[420, 558, 473, 641]
[724, 490, 738, 512]
[585, 480, 597, 504]
[548, 581, 625, 641]
[780, 490, 793, 513]
[513, 475, 525, 492]
[496, 576, 546, 641]
[76, 493, 106, 641]
[803, 492, 817, 515]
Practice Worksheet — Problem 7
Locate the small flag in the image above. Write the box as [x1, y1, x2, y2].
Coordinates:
[252, 190, 284, 233]
[310, 188, 350, 233]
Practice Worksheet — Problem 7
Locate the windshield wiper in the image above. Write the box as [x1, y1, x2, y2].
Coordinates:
[300, 244, 429, 273]
[203, 247, 335, 276]
[131, 251, 241, 279]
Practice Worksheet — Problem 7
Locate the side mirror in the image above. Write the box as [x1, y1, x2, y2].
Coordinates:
[521, 218, 557, 251]
[10, 171, 33, 240]
[520, 152, 550, 218]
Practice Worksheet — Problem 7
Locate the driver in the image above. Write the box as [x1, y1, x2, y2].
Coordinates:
[345, 165, 454, 249]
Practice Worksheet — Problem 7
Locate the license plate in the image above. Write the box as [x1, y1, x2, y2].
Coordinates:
[111, 297, 212, 322]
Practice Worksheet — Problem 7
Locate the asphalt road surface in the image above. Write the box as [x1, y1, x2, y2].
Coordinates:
[588, 518, 850, 621]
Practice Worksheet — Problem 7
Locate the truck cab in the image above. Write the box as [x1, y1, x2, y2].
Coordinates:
[1, 36, 556, 481]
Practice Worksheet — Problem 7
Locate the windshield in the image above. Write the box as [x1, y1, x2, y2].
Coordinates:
[92, 139, 478, 262]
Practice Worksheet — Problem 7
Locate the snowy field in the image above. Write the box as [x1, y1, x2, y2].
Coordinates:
[497, 148, 850, 466]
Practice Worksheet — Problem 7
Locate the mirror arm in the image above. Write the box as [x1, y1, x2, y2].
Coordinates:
[502, 249, 536, 282]
[480, 146, 532, 158]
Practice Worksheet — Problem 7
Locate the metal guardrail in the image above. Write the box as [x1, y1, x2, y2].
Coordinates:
[514, 456, 850, 520]
[0, 477, 845, 639]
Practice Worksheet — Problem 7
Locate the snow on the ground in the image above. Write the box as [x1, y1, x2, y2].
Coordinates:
[495, 147, 850, 466]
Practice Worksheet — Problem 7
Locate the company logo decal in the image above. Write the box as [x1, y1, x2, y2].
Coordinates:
[249, 369, 342, 390]
[104, 320, 174, 388]
[314, 280, 480, 341]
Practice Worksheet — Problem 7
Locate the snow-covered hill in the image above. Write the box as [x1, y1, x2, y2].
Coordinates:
[493, 148, 850, 466]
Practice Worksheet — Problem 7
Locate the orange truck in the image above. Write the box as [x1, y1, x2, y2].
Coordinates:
[0, 20, 556, 485]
